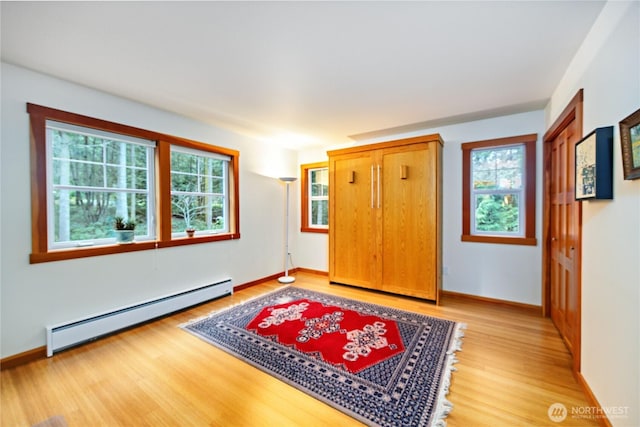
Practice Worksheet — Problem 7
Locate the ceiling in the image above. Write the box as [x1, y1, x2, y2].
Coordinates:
[1, 1, 605, 149]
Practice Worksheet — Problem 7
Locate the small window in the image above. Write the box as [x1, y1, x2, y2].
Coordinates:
[170, 146, 229, 237]
[46, 120, 156, 249]
[301, 162, 328, 233]
[461, 134, 537, 246]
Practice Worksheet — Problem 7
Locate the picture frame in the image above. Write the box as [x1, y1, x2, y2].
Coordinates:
[619, 107, 640, 180]
[575, 126, 613, 200]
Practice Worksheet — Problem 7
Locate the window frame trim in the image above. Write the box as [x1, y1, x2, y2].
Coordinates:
[169, 145, 230, 237]
[461, 133, 537, 246]
[300, 161, 328, 234]
[28, 103, 240, 263]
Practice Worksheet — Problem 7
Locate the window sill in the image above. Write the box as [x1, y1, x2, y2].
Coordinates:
[461, 234, 537, 246]
[158, 233, 239, 248]
[29, 233, 240, 263]
[301, 227, 328, 234]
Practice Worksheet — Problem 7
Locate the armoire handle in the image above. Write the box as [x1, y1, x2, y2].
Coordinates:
[377, 165, 381, 208]
[370, 165, 374, 209]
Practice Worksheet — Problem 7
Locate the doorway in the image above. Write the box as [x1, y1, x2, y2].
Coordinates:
[542, 89, 583, 372]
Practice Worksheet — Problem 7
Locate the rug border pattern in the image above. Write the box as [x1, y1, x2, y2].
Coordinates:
[181, 286, 465, 427]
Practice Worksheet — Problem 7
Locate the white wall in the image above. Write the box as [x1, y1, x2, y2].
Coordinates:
[546, 2, 640, 426]
[0, 63, 297, 358]
[296, 110, 545, 306]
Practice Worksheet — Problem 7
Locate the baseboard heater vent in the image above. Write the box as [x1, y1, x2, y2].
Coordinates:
[46, 278, 233, 357]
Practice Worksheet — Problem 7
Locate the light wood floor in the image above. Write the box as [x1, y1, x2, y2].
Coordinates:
[2, 272, 599, 426]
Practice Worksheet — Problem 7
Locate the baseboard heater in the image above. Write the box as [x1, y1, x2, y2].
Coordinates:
[46, 278, 232, 357]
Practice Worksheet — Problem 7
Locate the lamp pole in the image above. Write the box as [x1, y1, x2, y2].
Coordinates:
[278, 177, 297, 283]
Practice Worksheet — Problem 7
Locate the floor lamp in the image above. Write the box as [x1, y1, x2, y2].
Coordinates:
[278, 177, 297, 284]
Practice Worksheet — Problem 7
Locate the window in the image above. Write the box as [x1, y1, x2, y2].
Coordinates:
[28, 103, 240, 263]
[170, 146, 229, 237]
[461, 134, 537, 246]
[47, 121, 156, 249]
[300, 162, 328, 233]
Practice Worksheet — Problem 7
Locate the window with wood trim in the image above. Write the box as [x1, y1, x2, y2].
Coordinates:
[461, 134, 537, 246]
[300, 161, 328, 233]
[28, 103, 240, 263]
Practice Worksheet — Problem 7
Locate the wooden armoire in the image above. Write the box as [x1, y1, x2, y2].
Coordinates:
[328, 134, 443, 303]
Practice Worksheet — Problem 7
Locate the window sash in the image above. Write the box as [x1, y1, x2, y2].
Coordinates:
[170, 148, 229, 236]
[471, 190, 524, 236]
[470, 144, 525, 237]
[308, 167, 328, 228]
[45, 123, 156, 249]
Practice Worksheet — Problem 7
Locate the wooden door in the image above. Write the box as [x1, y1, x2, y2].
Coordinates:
[548, 117, 581, 360]
[380, 143, 437, 300]
[328, 151, 377, 289]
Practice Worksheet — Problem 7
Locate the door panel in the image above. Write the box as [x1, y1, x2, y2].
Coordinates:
[549, 120, 581, 356]
[329, 153, 377, 288]
[380, 144, 436, 300]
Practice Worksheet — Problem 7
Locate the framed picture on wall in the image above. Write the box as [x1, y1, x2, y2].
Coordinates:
[575, 126, 613, 200]
[619, 107, 640, 180]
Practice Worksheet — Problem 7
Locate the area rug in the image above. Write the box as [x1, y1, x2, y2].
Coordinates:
[182, 286, 465, 427]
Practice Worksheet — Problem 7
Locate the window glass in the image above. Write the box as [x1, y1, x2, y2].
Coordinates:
[309, 167, 328, 228]
[471, 145, 524, 235]
[170, 147, 229, 236]
[47, 121, 155, 248]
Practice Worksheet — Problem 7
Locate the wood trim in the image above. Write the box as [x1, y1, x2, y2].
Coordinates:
[29, 109, 48, 255]
[524, 134, 537, 239]
[574, 371, 613, 427]
[230, 151, 241, 237]
[30, 241, 158, 263]
[300, 227, 328, 234]
[27, 103, 160, 141]
[461, 235, 537, 246]
[543, 89, 584, 142]
[234, 269, 327, 292]
[157, 140, 173, 241]
[461, 142, 471, 236]
[327, 133, 443, 157]
[442, 290, 542, 315]
[461, 133, 538, 150]
[232, 273, 284, 292]
[300, 161, 328, 234]
[1, 346, 46, 371]
[156, 233, 238, 248]
[295, 268, 328, 276]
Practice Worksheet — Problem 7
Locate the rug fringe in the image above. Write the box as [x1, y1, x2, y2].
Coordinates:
[430, 322, 466, 427]
[179, 285, 291, 328]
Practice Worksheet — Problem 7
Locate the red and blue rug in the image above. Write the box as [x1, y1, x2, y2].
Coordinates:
[182, 286, 465, 427]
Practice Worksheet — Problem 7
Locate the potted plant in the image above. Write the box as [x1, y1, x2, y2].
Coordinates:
[185, 227, 196, 238]
[114, 216, 136, 243]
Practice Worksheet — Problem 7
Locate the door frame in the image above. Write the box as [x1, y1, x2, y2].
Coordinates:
[541, 89, 583, 372]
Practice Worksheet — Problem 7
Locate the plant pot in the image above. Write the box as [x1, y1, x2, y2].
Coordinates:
[115, 230, 135, 244]
[186, 229, 195, 238]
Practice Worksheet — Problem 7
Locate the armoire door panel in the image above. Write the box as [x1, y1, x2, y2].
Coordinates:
[329, 153, 377, 288]
[380, 145, 436, 300]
